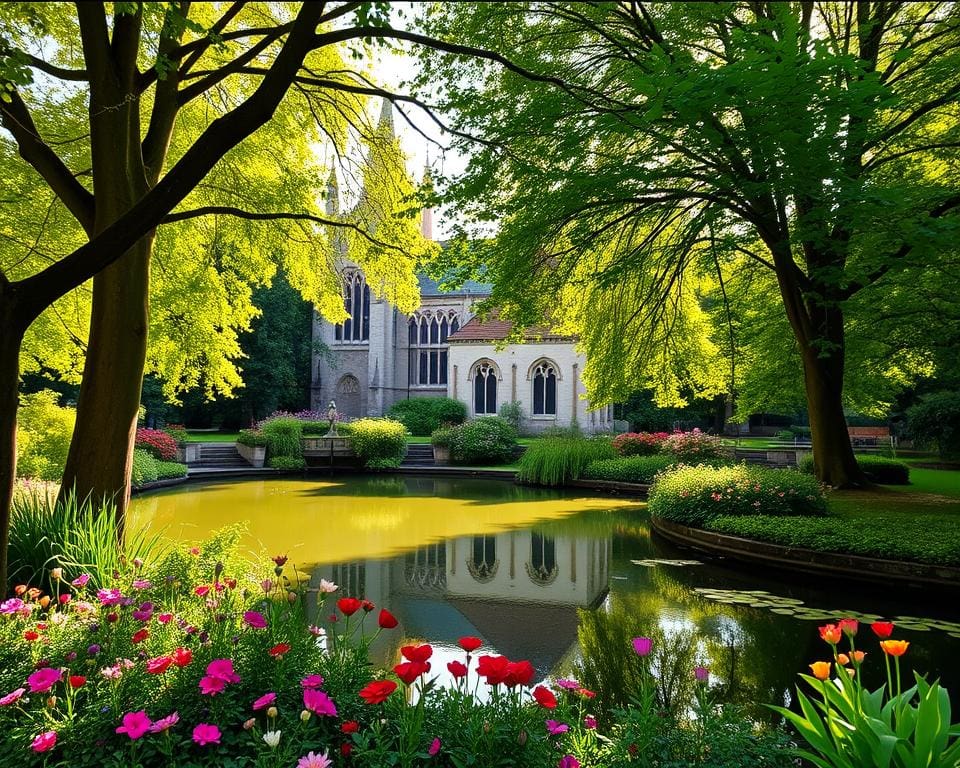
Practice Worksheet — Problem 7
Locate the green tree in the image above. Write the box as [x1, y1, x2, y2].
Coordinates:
[418, 1, 960, 486]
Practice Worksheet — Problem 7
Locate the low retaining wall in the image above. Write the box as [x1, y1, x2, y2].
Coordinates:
[650, 516, 960, 590]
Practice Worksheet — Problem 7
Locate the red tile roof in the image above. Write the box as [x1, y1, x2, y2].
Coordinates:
[447, 314, 575, 343]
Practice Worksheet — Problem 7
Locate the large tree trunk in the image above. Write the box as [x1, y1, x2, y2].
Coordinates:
[0, 308, 24, 596]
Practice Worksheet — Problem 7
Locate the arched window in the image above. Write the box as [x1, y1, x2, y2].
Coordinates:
[531, 361, 557, 416]
[526, 533, 558, 585]
[473, 362, 498, 415]
[335, 273, 369, 342]
[408, 311, 456, 387]
[408, 318, 417, 345]
[467, 535, 498, 582]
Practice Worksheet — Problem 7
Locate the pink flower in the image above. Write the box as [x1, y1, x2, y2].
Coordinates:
[584, 716, 597, 729]
[116, 710, 152, 740]
[97, 589, 123, 606]
[297, 752, 333, 768]
[428, 738, 441, 756]
[206, 658, 240, 683]
[303, 688, 338, 716]
[157, 613, 173, 624]
[559, 756, 580, 768]
[0, 598, 26, 614]
[192, 723, 221, 746]
[71, 574, 90, 587]
[194, 585, 210, 597]
[318, 579, 338, 593]
[146, 656, 173, 675]
[31, 731, 57, 753]
[546, 720, 569, 735]
[199, 676, 226, 696]
[632, 636, 653, 657]
[300, 674, 325, 689]
[149, 712, 179, 733]
[0, 687, 26, 706]
[253, 692, 277, 711]
[132, 579, 152, 589]
[556, 678, 580, 690]
[694, 665, 710, 682]
[243, 611, 267, 629]
[189, 547, 200, 556]
[27, 667, 62, 694]
[132, 602, 154, 621]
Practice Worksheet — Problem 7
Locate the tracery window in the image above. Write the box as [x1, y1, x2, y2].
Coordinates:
[472, 361, 498, 415]
[408, 312, 459, 386]
[334, 272, 370, 342]
[526, 533, 558, 585]
[467, 535, 498, 582]
[531, 360, 558, 416]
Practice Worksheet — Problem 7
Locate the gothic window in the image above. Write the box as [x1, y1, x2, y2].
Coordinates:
[473, 361, 498, 415]
[467, 535, 498, 582]
[408, 312, 457, 386]
[335, 273, 369, 342]
[531, 361, 558, 416]
[330, 563, 365, 597]
[405, 543, 447, 589]
[526, 533, 558, 585]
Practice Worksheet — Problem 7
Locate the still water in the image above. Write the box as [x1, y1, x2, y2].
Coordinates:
[130, 475, 960, 707]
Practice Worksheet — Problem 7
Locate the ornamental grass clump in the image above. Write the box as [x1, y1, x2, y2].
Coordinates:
[518, 436, 615, 485]
[648, 464, 827, 527]
[261, 417, 304, 461]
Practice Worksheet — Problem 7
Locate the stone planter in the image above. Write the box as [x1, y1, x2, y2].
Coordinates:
[176, 443, 201, 464]
[432, 445, 451, 466]
[237, 442, 266, 468]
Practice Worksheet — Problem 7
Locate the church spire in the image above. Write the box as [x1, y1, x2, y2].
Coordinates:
[377, 97, 395, 136]
[325, 167, 339, 216]
[421, 162, 434, 241]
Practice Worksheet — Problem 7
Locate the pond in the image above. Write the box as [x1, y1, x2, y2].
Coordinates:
[130, 475, 960, 709]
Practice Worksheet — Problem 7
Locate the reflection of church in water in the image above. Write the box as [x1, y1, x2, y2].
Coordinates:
[311, 531, 611, 674]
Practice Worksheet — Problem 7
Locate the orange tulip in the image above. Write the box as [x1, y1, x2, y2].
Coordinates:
[809, 661, 831, 680]
[880, 640, 909, 657]
[837, 653, 850, 665]
[851, 651, 866, 664]
[818, 624, 842, 645]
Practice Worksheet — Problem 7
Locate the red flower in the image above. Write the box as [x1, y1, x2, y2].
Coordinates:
[224, 578, 237, 589]
[378, 609, 398, 629]
[271, 555, 288, 567]
[69, 675, 86, 689]
[361, 600, 375, 613]
[533, 685, 557, 709]
[341, 743, 353, 758]
[477, 655, 510, 686]
[578, 688, 596, 699]
[459, 636, 483, 653]
[23, 630, 39, 642]
[131, 629, 149, 644]
[14, 584, 27, 596]
[146, 656, 173, 675]
[338, 598, 361, 616]
[503, 660, 534, 688]
[172, 647, 192, 667]
[341, 721, 359, 734]
[194, 586, 210, 597]
[447, 660, 468, 678]
[838, 618, 859, 637]
[871, 621, 895, 639]
[818, 624, 842, 645]
[268, 643, 291, 658]
[359, 679, 397, 704]
[394, 661, 429, 685]
[401, 644, 433, 664]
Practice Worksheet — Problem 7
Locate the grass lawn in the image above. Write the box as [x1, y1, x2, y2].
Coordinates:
[184, 431, 240, 443]
[706, 467, 960, 566]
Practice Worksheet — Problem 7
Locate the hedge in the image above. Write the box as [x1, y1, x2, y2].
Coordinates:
[799, 454, 910, 485]
[387, 397, 467, 436]
[261, 418, 303, 459]
[648, 464, 827, 527]
[267, 456, 307, 470]
[349, 418, 409, 468]
[131, 450, 187, 486]
[582, 455, 681, 484]
[518, 436, 615, 485]
[451, 417, 519, 466]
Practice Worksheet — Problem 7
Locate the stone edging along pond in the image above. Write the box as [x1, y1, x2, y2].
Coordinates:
[650, 515, 960, 591]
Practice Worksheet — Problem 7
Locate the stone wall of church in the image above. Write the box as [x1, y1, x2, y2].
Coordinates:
[446, 341, 614, 434]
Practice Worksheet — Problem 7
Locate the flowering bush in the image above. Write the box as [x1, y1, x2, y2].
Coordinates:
[15, 390, 76, 481]
[649, 463, 827, 526]
[348, 418, 408, 469]
[450, 416, 519, 465]
[659, 429, 727, 461]
[612, 432, 670, 456]
[134, 428, 179, 461]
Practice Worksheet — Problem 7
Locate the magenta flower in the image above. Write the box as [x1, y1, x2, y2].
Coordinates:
[303, 688, 338, 716]
[243, 611, 267, 629]
[132, 579, 152, 590]
[132, 602, 154, 622]
[559, 757, 580, 768]
[428, 738, 441, 756]
[31, 731, 57, 753]
[297, 752, 333, 768]
[116, 710, 152, 740]
[253, 692, 277, 711]
[27, 667, 62, 694]
[584, 716, 598, 730]
[206, 658, 241, 683]
[192, 723, 221, 746]
[1, 598, 26, 614]
[149, 712, 180, 733]
[632, 636, 653, 657]
[97, 588, 123, 606]
[555, 678, 581, 690]
[199, 676, 226, 696]
[546, 720, 569, 735]
[300, 674, 325, 689]
[71, 574, 91, 587]
[0, 687, 26, 706]
[157, 613, 173, 624]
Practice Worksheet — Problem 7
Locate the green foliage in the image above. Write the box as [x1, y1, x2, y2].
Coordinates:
[162, 424, 189, 444]
[907, 391, 960, 457]
[266, 455, 306, 470]
[236, 428, 268, 447]
[498, 400, 524, 432]
[518, 436, 616, 485]
[386, 397, 467, 436]
[430, 426, 457, 448]
[15, 389, 75, 481]
[131, 448, 159, 486]
[155, 460, 188, 480]
[348, 418, 408, 468]
[649, 464, 828, 527]
[583, 455, 680, 484]
[260, 417, 303, 459]
[449, 416, 519, 466]
[799, 454, 910, 485]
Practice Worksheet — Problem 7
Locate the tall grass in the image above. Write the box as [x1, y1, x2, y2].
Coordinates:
[261, 417, 304, 459]
[7, 488, 169, 592]
[517, 436, 616, 486]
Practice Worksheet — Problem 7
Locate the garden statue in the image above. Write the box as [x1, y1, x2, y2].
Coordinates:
[326, 400, 339, 437]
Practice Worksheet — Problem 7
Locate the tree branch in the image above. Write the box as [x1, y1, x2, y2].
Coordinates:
[21, 53, 88, 81]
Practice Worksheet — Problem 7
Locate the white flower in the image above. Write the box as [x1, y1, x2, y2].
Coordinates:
[318, 579, 338, 594]
[263, 730, 281, 748]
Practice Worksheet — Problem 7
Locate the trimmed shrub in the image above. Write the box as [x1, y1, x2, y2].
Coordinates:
[131, 448, 159, 486]
[15, 389, 75, 481]
[431, 426, 457, 448]
[155, 460, 188, 479]
[518, 436, 615, 485]
[267, 455, 306, 470]
[387, 397, 468, 436]
[237, 428, 269, 447]
[660, 429, 727, 461]
[798, 454, 910, 485]
[349, 418, 408, 468]
[612, 432, 669, 456]
[135, 428, 178, 461]
[261, 417, 303, 459]
[648, 464, 827, 527]
[450, 416, 519, 466]
[582, 455, 678, 484]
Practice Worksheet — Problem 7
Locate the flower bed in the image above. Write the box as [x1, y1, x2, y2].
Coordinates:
[135, 429, 179, 462]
